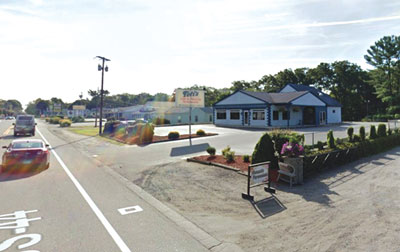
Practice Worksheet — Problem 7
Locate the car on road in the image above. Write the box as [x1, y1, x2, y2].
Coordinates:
[13, 115, 36, 136]
[5, 116, 15, 120]
[1, 139, 50, 173]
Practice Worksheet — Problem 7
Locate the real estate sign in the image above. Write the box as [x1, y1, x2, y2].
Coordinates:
[72, 105, 86, 110]
[175, 89, 205, 107]
[251, 164, 269, 184]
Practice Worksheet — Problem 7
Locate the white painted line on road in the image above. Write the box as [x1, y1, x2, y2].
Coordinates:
[118, 206, 143, 216]
[36, 128, 131, 252]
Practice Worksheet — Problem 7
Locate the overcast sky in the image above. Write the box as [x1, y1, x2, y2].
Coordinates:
[1, 0, 400, 107]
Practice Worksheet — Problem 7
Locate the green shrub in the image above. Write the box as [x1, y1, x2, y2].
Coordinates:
[168, 131, 180, 139]
[59, 119, 72, 127]
[347, 127, 354, 142]
[336, 138, 343, 145]
[395, 128, 400, 134]
[49, 116, 62, 124]
[137, 123, 154, 144]
[45, 117, 50, 122]
[388, 128, 393, 136]
[327, 130, 336, 149]
[317, 141, 324, 150]
[243, 155, 250, 163]
[377, 124, 387, 138]
[369, 125, 377, 139]
[270, 130, 304, 156]
[224, 150, 235, 162]
[196, 129, 206, 136]
[359, 126, 366, 141]
[353, 134, 361, 142]
[71, 116, 85, 123]
[251, 132, 278, 170]
[206, 147, 216, 156]
[222, 146, 231, 156]
[395, 114, 400, 119]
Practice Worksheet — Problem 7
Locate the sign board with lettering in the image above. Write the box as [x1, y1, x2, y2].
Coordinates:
[175, 89, 205, 107]
[251, 164, 269, 184]
[72, 105, 86, 110]
[53, 104, 62, 112]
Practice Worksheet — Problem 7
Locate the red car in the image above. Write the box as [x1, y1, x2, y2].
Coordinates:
[1, 139, 50, 173]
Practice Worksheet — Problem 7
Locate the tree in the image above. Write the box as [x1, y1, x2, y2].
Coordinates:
[35, 99, 50, 115]
[364, 35, 400, 113]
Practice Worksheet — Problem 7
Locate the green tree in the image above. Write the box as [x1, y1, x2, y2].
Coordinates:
[364, 35, 400, 114]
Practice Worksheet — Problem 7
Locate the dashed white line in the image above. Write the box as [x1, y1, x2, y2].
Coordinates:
[36, 128, 131, 252]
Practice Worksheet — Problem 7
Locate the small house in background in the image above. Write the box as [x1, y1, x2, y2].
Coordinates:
[213, 84, 342, 128]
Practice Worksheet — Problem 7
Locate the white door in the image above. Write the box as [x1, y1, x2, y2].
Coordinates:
[244, 111, 249, 126]
[319, 111, 326, 125]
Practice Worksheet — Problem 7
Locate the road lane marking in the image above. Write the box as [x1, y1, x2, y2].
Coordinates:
[118, 206, 143, 216]
[2, 126, 13, 136]
[36, 128, 131, 252]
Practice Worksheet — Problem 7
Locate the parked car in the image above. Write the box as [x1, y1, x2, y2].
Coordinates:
[13, 115, 36, 136]
[5, 116, 15, 120]
[1, 139, 50, 173]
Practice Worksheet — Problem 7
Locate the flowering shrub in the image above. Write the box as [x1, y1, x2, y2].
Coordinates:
[281, 142, 304, 157]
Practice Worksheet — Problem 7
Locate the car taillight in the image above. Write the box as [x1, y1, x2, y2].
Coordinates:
[37, 151, 43, 155]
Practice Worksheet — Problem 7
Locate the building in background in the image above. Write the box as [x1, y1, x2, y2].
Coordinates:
[213, 84, 342, 128]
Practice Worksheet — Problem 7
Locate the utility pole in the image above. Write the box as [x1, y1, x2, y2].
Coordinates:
[95, 56, 110, 135]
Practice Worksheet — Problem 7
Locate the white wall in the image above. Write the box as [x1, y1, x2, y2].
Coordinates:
[270, 105, 304, 127]
[250, 109, 267, 127]
[289, 108, 302, 126]
[270, 105, 289, 127]
[291, 93, 325, 106]
[216, 92, 264, 105]
[279, 85, 296, 93]
[214, 109, 243, 126]
[327, 107, 341, 123]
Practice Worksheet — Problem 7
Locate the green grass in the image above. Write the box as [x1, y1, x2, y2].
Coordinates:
[68, 126, 123, 145]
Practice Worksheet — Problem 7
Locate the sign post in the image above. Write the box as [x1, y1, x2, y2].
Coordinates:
[242, 161, 275, 201]
[175, 89, 205, 145]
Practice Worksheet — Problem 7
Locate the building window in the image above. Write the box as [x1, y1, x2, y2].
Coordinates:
[252, 110, 265, 120]
[195, 115, 198, 122]
[230, 110, 240, 120]
[273, 111, 279, 120]
[333, 110, 336, 113]
[282, 111, 288, 120]
[209, 115, 212, 122]
[216, 110, 226, 120]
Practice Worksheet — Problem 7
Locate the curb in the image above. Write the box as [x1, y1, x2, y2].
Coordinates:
[99, 159, 243, 251]
[187, 158, 248, 175]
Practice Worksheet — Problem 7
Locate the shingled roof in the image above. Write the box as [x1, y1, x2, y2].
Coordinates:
[284, 84, 342, 107]
[241, 90, 308, 104]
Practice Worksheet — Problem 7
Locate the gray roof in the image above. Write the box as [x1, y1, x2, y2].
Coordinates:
[284, 84, 342, 107]
[241, 90, 308, 104]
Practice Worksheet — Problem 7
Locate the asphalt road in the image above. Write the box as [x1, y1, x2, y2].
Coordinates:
[0, 119, 210, 251]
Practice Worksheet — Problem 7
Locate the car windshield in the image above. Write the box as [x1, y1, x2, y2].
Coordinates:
[12, 142, 43, 149]
[17, 120, 33, 125]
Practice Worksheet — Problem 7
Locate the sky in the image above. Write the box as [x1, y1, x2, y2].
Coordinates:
[1, 0, 400, 107]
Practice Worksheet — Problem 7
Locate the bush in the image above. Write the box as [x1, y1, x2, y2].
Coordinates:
[353, 134, 361, 142]
[327, 130, 336, 149]
[388, 128, 393, 136]
[71, 116, 85, 123]
[224, 150, 235, 162]
[104, 120, 120, 135]
[270, 130, 304, 156]
[45, 117, 50, 122]
[243, 155, 250, 163]
[317, 141, 324, 150]
[377, 124, 387, 138]
[222, 146, 231, 156]
[206, 147, 216, 156]
[137, 123, 154, 144]
[395, 114, 400, 119]
[347, 127, 354, 142]
[49, 116, 62, 124]
[359, 126, 366, 141]
[152, 117, 170, 125]
[369, 125, 377, 139]
[168, 131, 180, 139]
[59, 119, 72, 127]
[395, 128, 400, 134]
[251, 132, 278, 170]
[196, 129, 206, 136]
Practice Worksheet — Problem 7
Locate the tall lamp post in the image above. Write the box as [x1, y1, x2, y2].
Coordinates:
[96, 56, 110, 135]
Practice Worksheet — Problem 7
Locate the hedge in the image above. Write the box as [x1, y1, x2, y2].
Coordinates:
[59, 119, 72, 127]
[168, 131, 180, 140]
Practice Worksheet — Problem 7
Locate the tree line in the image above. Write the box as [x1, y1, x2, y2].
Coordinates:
[14, 34, 400, 121]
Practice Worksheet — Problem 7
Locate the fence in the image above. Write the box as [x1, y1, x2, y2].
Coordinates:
[301, 122, 398, 146]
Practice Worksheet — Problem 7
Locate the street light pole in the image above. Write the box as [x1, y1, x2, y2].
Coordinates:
[96, 56, 110, 135]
